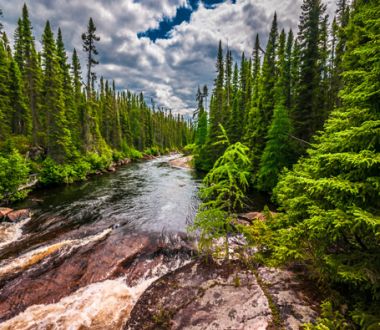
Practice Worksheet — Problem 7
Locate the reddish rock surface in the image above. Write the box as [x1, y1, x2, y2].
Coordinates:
[5, 209, 30, 222]
[0, 231, 193, 322]
[0, 208, 13, 219]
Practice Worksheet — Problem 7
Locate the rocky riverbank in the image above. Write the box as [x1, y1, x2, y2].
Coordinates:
[126, 258, 320, 330]
[169, 155, 193, 169]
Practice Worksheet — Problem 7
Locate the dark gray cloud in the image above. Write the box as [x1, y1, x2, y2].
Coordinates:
[0, 0, 336, 115]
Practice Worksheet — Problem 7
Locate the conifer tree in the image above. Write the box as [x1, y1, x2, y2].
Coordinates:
[81, 18, 102, 151]
[259, 12, 278, 130]
[15, 4, 41, 145]
[0, 36, 10, 139]
[274, 0, 380, 319]
[204, 41, 225, 168]
[82, 17, 100, 96]
[294, 0, 327, 145]
[8, 59, 31, 136]
[41, 21, 75, 161]
[257, 29, 295, 191]
[0, 8, 3, 33]
[195, 86, 207, 147]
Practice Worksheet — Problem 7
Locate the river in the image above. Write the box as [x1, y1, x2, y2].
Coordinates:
[0, 155, 200, 329]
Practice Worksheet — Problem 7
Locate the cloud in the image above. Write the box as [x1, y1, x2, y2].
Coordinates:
[0, 0, 336, 115]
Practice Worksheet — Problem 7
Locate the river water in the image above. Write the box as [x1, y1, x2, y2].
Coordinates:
[0, 155, 200, 329]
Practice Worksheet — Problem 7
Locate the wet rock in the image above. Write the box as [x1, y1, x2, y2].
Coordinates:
[257, 267, 320, 329]
[0, 231, 194, 322]
[6, 209, 30, 222]
[0, 208, 13, 219]
[143, 154, 156, 160]
[117, 158, 131, 166]
[126, 260, 273, 330]
[107, 165, 117, 172]
[169, 156, 193, 169]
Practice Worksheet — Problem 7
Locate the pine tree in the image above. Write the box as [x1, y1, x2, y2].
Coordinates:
[330, 0, 349, 109]
[81, 18, 102, 151]
[8, 59, 31, 136]
[274, 0, 380, 319]
[0, 8, 3, 33]
[15, 4, 41, 145]
[82, 17, 100, 96]
[257, 29, 295, 192]
[293, 0, 327, 145]
[195, 86, 207, 147]
[0, 36, 11, 139]
[259, 12, 278, 130]
[204, 41, 225, 169]
[41, 21, 75, 161]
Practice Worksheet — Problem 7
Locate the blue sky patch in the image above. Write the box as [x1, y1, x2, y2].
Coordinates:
[138, 0, 236, 42]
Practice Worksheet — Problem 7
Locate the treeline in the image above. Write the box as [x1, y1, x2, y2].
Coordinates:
[193, 0, 379, 327]
[0, 5, 192, 201]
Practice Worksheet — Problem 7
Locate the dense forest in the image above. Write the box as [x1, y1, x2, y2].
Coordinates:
[0, 5, 192, 202]
[192, 0, 379, 328]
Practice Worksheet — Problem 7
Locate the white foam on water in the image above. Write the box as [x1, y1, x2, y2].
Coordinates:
[0, 228, 112, 279]
[0, 258, 190, 330]
[0, 217, 31, 250]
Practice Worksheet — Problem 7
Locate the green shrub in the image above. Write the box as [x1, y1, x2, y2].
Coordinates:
[0, 149, 30, 201]
[125, 147, 143, 159]
[39, 157, 69, 185]
[86, 152, 112, 171]
[183, 143, 196, 155]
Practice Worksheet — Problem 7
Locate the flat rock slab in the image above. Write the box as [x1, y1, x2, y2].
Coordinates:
[126, 259, 273, 330]
[258, 267, 319, 329]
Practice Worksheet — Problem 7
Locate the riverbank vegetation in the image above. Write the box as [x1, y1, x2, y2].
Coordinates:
[0, 5, 192, 202]
[192, 0, 379, 327]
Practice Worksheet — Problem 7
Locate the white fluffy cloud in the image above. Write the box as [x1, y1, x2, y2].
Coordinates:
[0, 0, 336, 115]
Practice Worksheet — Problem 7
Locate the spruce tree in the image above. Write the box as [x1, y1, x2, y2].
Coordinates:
[41, 21, 75, 161]
[293, 0, 327, 145]
[15, 4, 41, 145]
[259, 12, 278, 131]
[274, 0, 380, 319]
[0, 36, 11, 139]
[8, 59, 31, 136]
[257, 29, 295, 192]
[82, 17, 100, 96]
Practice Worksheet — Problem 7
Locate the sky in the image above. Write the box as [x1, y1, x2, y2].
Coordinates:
[0, 0, 336, 116]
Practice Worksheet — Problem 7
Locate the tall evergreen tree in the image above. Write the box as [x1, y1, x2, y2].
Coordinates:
[41, 21, 75, 161]
[259, 12, 278, 130]
[274, 0, 380, 320]
[8, 59, 31, 136]
[82, 17, 100, 96]
[15, 4, 41, 145]
[293, 0, 327, 145]
[257, 29, 295, 192]
[81, 18, 102, 151]
[0, 35, 11, 139]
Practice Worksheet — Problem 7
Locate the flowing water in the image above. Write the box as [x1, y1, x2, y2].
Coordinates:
[0, 155, 200, 329]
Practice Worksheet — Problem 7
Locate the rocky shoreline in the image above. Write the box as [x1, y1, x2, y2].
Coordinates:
[125, 258, 320, 330]
[169, 155, 193, 169]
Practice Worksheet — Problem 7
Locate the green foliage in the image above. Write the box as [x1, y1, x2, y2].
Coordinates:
[183, 143, 196, 155]
[303, 301, 352, 330]
[85, 152, 112, 171]
[273, 0, 380, 319]
[0, 149, 30, 201]
[191, 125, 251, 257]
